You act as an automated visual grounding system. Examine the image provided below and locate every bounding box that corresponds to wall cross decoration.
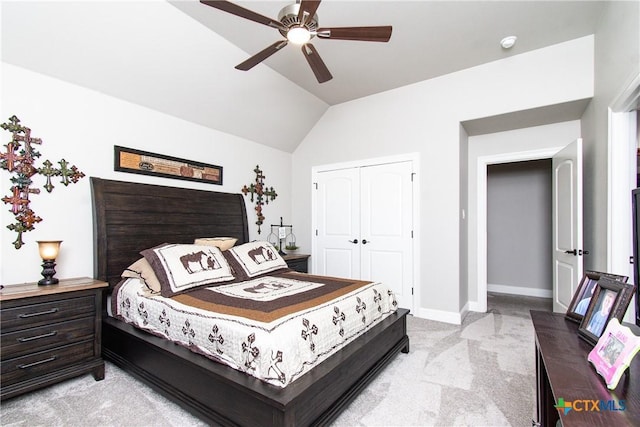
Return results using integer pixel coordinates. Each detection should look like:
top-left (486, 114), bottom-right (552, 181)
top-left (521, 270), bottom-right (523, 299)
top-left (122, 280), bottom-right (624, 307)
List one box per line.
top-left (0, 115), bottom-right (85, 249)
top-left (241, 165), bottom-right (277, 234)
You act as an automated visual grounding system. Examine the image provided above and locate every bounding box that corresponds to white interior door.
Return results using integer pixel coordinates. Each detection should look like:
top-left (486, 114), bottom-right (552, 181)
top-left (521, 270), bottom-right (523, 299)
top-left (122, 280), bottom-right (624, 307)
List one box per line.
top-left (314, 160), bottom-right (415, 311)
top-left (315, 168), bottom-right (361, 278)
top-left (360, 162), bottom-right (414, 309)
top-left (552, 138), bottom-right (583, 312)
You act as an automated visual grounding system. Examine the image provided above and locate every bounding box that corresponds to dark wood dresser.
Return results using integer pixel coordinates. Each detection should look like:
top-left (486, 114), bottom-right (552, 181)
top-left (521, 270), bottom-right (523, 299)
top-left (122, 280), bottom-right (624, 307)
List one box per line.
top-left (0, 277), bottom-right (108, 400)
top-left (531, 310), bottom-right (640, 426)
top-left (283, 253), bottom-right (310, 273)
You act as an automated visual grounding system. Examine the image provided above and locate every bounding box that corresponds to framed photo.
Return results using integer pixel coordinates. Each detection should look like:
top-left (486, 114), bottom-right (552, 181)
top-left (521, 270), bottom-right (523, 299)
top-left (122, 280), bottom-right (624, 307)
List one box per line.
top-left (565, 271), bottom-right (628, 324)
top-left (587, 318), bottom-right (640, 389)
top-left (114, 146), bottom-right (223, 185)
top-left (578, 277), bottom-right (627, 345)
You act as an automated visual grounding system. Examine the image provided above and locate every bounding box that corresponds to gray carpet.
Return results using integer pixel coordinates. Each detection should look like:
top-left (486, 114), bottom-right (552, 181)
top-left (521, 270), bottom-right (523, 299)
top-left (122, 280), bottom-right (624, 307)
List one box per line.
top-left (0, 293), bottom-right (551, 427)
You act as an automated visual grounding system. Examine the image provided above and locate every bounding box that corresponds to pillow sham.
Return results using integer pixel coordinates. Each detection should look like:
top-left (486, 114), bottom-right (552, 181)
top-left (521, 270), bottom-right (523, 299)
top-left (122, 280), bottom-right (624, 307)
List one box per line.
top-left (193, 237), bottom-right (237, 251)
top-left (141, 243), bottom-right (234, 297)
top-left (223, 241), bottom-right (288, 281)
top-left (122, 257), bottom-right (162, 294)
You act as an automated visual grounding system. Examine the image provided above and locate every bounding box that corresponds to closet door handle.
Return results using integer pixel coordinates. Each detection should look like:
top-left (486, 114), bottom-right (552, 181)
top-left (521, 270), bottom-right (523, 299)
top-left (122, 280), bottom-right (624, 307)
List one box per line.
top-left (349, 239), bottom-right (359, 244)
top-left (362, 239), bottom-right (369, 244)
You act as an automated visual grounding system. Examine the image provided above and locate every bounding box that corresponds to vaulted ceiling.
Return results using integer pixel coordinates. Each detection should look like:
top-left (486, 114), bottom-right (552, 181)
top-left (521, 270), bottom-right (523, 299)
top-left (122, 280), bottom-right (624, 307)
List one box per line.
top-left (2, 1), bottom-right (605, 152)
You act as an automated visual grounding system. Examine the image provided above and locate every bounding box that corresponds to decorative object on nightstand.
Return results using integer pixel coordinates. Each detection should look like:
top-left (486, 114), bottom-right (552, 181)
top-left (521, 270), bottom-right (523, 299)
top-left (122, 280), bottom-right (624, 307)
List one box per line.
top-left (267, 217), bottom-right (295, 255)
top-left (36, 240), bottom-right (62, 285)
top-left (0, 115), bottom-right (85, 249)
top-left (241, 165), bottom-right (277, 234)
top-left (0, 277), bottom-right (108, 401)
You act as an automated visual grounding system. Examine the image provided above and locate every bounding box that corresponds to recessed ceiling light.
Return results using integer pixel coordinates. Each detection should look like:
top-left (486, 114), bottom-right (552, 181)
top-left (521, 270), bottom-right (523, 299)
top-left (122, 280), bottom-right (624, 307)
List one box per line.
top-left (500, 36), bottom-right (517, 49)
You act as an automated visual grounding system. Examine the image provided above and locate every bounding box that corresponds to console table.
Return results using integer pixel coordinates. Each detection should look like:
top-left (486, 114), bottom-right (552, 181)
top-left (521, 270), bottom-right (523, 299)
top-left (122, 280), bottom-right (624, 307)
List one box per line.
top-left (531, 310), bottom-right (640, 426)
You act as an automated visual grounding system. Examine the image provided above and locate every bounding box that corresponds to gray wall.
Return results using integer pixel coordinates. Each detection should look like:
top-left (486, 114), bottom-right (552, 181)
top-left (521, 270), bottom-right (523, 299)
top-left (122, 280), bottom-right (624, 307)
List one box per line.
top-left (487, 160), bottom-right (552, 293)
top-left (581, 0), bottom-right (639, 272)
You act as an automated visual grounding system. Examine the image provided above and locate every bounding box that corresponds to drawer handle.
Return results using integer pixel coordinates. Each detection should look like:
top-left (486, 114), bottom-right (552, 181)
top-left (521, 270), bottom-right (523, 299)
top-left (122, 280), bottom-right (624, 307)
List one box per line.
top-left (17, 331), bottom-right (58, 342)
top-left (17, 356), bottom-right (57, 369)
top-left (18, 308), bottom-right (58, 318)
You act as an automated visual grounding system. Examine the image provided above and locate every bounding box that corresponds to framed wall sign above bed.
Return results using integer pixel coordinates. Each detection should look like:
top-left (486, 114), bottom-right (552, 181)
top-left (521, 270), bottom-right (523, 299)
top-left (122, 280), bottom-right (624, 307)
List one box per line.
top-left (114, 145), bottom-right (223, 185)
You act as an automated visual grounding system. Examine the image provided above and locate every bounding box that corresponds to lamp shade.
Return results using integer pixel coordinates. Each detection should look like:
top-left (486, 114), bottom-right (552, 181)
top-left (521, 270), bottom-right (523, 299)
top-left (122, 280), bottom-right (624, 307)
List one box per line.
top-left (37, 240), bottom-right (62, 260)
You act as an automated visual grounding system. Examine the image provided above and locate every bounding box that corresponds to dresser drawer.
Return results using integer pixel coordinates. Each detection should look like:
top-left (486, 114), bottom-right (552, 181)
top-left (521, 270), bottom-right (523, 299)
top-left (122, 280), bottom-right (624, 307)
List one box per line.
top-left (1, 340), bottom-right (95, 386)
top-left (1, 296), bottom-right (95, 331)
top-left (1, 317), bottom-right (95, 359)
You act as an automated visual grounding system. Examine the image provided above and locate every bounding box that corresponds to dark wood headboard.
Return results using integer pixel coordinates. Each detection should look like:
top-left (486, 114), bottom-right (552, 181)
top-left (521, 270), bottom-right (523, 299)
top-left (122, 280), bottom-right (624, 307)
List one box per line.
top-left (91, 177), bottom-right (249, 289)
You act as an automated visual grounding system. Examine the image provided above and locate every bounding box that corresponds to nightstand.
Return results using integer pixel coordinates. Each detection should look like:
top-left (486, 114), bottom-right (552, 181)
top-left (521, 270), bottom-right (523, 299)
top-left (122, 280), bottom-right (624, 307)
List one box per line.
top-left (0, 277), bottom-right (108, 400)
top-left (283, 254), bottom-right (310, 273)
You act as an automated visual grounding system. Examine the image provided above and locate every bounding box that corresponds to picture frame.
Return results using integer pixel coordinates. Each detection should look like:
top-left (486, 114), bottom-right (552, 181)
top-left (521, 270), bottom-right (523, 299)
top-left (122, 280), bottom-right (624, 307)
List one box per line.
top-left (114, 145), bottom-right (223, 185)
top-left (587, 318), bottom-right (640, 390)
top-left (578, 277), bottom-right (628, 345)
top-left (565, 271), bottom-right (629, 324)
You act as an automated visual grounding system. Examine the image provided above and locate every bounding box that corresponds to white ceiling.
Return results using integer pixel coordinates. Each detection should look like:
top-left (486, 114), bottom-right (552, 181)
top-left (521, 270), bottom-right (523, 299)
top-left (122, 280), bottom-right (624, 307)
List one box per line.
top-left (175, 1), bottom-right (604, 105)
top-left (2, 1), bottom-right (605, 152)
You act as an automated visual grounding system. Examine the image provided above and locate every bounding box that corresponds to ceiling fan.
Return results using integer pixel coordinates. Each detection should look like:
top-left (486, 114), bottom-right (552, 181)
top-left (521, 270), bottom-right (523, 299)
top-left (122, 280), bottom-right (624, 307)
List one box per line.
top-left (199, 0), bottom-right (392, 83)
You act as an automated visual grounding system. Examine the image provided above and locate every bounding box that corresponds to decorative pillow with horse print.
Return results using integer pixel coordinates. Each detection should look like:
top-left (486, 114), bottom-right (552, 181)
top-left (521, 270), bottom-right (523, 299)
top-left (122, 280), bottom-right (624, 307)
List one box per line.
top-left (223, 241), bottom-right (289, 281)
top-left (141, 243), bottom-right (234, 297)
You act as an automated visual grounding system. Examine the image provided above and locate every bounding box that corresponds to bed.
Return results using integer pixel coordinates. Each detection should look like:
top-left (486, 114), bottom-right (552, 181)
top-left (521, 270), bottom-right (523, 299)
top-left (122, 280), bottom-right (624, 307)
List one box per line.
top-left (91, 177), bottom-right (409, 426)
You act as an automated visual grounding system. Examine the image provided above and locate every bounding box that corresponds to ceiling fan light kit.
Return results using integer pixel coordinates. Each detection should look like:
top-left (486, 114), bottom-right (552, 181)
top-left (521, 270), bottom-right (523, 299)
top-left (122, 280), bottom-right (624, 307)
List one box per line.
top-left (200, 0), bottom-right (393, 83)
top-left (287, 26), bottom-right (311, 45)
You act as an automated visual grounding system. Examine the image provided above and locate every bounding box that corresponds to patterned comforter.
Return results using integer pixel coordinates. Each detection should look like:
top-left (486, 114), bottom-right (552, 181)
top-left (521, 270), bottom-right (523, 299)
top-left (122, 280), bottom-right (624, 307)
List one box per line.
top-left (111, 271), bottom-right (398, 387)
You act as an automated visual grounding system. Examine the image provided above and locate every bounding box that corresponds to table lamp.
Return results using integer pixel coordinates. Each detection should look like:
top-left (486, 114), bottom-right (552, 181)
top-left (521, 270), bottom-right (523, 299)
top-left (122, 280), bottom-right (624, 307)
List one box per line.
top-left (37, 240), bottom-right (62, 285)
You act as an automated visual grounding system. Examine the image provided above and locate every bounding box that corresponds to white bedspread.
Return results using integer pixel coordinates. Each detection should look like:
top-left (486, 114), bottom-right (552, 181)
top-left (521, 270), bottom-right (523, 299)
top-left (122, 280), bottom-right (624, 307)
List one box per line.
top-left (112, 275), bottom-right (398, 387)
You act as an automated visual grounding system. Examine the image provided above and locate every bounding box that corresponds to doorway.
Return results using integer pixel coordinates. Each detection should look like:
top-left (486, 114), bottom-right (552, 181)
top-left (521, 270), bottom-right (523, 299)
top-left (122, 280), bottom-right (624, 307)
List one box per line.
top-left (475, 146), bottom-right (565, 313)
top-left (486, 159), bottom-right (553, 299)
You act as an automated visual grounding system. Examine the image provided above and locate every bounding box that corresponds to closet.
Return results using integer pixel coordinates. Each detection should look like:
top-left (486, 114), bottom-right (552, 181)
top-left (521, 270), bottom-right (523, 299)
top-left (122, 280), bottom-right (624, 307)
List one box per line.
top-left (312, 160), bottom-right (414, 310)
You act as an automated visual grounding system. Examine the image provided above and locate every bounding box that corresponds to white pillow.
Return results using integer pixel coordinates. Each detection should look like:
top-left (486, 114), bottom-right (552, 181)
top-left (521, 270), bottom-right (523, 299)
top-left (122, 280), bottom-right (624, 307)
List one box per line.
top-left (141, 243), bottom-right (234, 297)
top-left (223, 241), bottom-right (288, 280)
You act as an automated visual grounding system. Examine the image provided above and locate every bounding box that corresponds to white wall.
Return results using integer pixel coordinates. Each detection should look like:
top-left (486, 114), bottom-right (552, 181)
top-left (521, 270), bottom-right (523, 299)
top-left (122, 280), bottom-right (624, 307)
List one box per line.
top-left (293, 37), bottom-right (593, 322)
top-left (0, 64), bottom-right (292, 286)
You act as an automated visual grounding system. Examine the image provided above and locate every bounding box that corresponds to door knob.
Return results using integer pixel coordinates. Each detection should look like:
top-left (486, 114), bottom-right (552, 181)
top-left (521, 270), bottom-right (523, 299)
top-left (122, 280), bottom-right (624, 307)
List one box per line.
top-left (349, 239), bottom-right (359, 244)
top-left (362, 239), bottom-right (369, 244)
top-left (579, 249), bottom-right (590, 256)
top-left (564, 249), bottom-right (577, 255)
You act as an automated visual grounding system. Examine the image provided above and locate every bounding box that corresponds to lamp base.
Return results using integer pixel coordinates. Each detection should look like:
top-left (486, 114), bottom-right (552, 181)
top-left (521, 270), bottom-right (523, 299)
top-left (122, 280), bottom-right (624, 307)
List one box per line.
top-left (38, 277), bottom-right (59, 286)
top-left (38, 259), bottom-right (59, 286)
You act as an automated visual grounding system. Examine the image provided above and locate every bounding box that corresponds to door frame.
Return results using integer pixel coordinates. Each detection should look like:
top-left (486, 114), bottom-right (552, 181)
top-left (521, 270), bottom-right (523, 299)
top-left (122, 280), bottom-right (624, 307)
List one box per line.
top-left (311, 153), bottom-right (420, 313)
top-left (474, 147), bottom-right (563, 312)
top-left (608, 72), bottom-right (639, 322)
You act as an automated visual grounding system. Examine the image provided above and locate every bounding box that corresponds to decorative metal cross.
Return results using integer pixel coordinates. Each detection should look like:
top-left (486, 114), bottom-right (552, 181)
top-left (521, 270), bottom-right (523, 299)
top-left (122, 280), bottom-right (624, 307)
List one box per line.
top-left (241, 165), bottom-right (277, 234)
top-left (1, 115), bottom-right (85, 249)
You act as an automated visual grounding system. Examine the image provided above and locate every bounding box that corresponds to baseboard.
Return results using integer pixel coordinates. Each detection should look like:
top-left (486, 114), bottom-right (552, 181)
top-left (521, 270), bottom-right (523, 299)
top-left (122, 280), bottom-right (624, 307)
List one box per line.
top-left (487, 283), bottom-right (552, 298)
top-left (416, 307), bottom-right (462, 325)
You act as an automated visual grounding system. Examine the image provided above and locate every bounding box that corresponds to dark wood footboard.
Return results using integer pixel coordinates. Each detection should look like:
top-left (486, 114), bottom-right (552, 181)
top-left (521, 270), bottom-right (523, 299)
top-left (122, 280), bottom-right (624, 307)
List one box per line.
top-left (103, 308), bottom-right (409, 427)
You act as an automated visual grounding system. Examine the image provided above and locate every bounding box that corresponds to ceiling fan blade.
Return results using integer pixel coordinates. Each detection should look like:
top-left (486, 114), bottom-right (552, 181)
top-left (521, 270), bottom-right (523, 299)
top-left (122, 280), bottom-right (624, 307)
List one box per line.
top-left (301, 43), bottom-right (332, 83)
top-left (200, 1), bottom-right (284, 30)
top-left (297, 0), bottom-right (321, 26)
top-left (235, 40), bottom-right (288, 71)
top-left (316, 26), bottom-right (393, 42)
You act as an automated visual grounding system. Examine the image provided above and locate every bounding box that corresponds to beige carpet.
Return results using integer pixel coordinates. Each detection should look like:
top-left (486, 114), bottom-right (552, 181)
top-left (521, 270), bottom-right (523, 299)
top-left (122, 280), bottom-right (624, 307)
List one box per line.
top-left (0, 293), bottom-right (551, 427)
